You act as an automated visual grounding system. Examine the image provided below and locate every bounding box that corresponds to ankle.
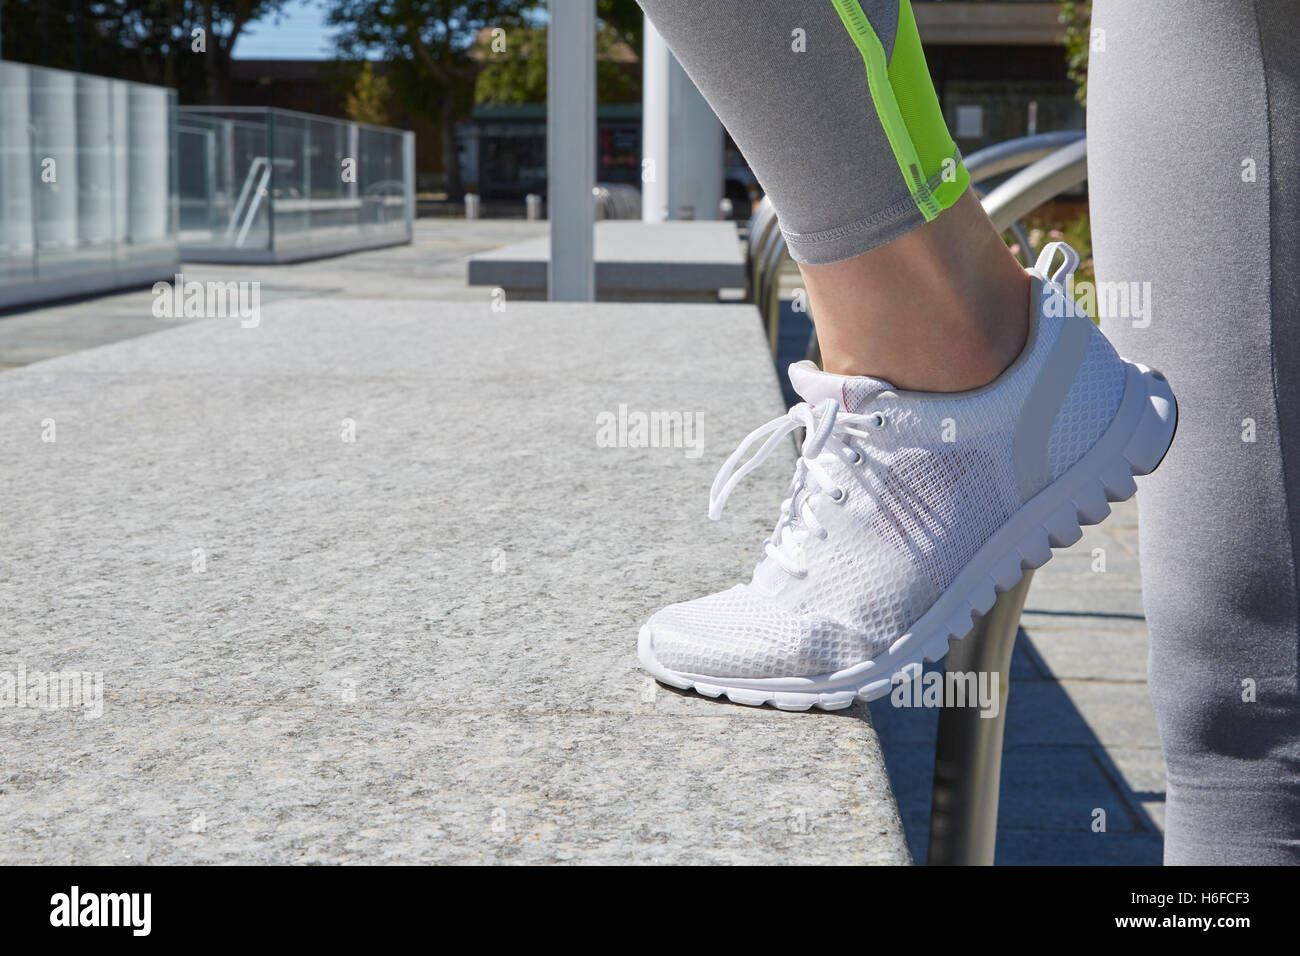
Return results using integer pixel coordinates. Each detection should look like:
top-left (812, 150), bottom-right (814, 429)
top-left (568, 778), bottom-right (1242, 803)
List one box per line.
top-left (814, 260), bottom-right (1029, 392)
top-left (801, 190), bottom-right (1031, 393)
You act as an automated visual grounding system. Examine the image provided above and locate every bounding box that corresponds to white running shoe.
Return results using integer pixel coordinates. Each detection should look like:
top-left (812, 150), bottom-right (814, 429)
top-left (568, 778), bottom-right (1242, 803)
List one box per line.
top-left (638, 242), bottom-right (1177, 711)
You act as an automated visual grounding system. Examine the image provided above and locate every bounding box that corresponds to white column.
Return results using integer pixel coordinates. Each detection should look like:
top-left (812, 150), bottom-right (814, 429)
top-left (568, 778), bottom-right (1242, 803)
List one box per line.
top-left (76, 75), bottom-right (113, 244)
top-left (108, 81), bottom-right (130, 259)
top-left (547, 0), bottom-right (595, 302)
top-left (349, 123), bottom-right (361, 201)
top-left (0, 62), bottom-right (35, 276)
top-left (402, 130), bottom-right (415, 239)
top-left (641, 16), bottom-right (724, 223)
top-left (31, 69), bottom-right (79, 248)
top-left (127, 84), bottom-right (169, 245)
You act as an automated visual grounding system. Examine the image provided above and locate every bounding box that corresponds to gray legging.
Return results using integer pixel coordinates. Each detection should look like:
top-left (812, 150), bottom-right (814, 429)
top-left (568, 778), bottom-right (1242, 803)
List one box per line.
top-left (636, 0), bottom-right (1300, 863)
top-left (1090, 0), bottom-right (1300, 864)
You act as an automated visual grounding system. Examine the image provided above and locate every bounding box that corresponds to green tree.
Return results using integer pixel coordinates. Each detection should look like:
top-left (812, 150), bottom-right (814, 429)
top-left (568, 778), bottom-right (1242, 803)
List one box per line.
top-left (1059, 0), bottom-right (1092, 106)
top-left (0, 0), bottom-right (287, 104)
top-left (199, 1), bottom-right (291, 104)
top-left (109, 0), bottom-right (208, 98)
top-left (592, 0), bottom-right (642, 54)
top-left (325, 0), bottom-right (531, 200)
top-left (473, 21), bottom-right (640, 105)
top-left (472, 23), bottom-right (546, 105)
top-left (0, 1), bottom-right (193, 87)
top-left (344, 61), bottom-right (393, 125)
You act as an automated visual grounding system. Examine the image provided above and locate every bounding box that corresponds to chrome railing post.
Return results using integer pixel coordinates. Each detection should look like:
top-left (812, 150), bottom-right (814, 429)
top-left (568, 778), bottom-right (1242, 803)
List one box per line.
top-left (926, 571), bottom-right (1034, 865)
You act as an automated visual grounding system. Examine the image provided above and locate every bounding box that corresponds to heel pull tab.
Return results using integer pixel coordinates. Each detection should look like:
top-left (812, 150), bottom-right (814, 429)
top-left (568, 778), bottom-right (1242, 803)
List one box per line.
top-left (1034, 241), bottom-right (1080, 292)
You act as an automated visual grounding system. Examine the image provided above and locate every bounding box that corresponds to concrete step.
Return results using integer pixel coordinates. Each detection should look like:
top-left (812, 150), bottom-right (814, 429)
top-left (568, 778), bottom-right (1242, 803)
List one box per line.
top-left (466, 221), bottom-right (746, 301)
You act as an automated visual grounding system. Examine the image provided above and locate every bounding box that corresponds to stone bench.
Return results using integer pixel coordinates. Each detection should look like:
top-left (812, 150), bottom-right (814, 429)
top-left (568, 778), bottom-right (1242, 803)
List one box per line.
top-left (0, 296), bottom-right (909, 864)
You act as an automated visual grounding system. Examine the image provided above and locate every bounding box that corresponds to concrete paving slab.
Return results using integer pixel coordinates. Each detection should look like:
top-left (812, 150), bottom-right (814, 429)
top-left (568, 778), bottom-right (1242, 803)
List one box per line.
top-left (1021, 625), bottom-right (1150, 683)
top-left (864, 737), bottom-right (1162, 864)
top-left (0, 297), bottom-right (909, 865)
top-left (998, 746), bottom-right (1150, 833)
top-left (0, 220), bottom-right (551, 371)
top-left (1008, 681), bottom-right (1161, 749)
top-left (1106, 746), bottom-right (1169, 832)
top-left (466, 221), bottom-right (746, 299)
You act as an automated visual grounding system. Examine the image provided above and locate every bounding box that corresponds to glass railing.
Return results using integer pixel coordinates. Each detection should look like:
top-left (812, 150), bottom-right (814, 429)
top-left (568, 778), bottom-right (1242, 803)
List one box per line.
top-left (0, 60), bottom-right (179, 308)
top-left (176, 107), bottom-right (414, 262)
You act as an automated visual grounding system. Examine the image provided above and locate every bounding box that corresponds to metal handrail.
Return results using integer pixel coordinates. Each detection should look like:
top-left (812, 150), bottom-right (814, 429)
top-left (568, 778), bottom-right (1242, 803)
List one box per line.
top-left (958, 133), bottom-right (1074, 264)
top-left (981, 136), bottom-right (1088, 232)
top-left (746, 199), bottom-right (780, 304)
top-left (226, 157), bottom-right (268, 240)
top-left (967, 131), bottom-right (1087, 266)
top-left (593, 183), bottom-right (642, 220)
top-left (962, 130), bottom-right (1084, 184)
top-left (756, 218), bottom-right (790, 354)
top-left (927, 573), bottom-right (1035, 865)
top-left (747, 198), bottom-right (778, 263)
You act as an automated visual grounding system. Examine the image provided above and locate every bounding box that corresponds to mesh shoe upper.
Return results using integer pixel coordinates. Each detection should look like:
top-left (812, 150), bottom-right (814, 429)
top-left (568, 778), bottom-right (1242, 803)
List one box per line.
top-left (647, 261), bottom-right (1128, 680)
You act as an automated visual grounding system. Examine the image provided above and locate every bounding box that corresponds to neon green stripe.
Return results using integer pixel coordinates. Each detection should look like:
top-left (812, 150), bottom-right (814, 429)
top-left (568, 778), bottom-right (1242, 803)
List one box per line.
top-left (930, 155), bottom-right (970, 211)
top-left (830, 0), bottom-right (966, 222)
top-left (888, 0), bottom-right (970, 210)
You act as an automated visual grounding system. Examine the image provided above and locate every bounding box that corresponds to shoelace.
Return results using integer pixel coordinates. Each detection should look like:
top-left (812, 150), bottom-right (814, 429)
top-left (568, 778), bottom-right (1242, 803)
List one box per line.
top-left (709, 398), bottom-right (884, 577)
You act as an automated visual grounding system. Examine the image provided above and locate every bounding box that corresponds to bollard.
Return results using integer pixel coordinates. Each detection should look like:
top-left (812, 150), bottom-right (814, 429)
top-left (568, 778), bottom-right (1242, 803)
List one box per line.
top-left (926, 570), bottom-right (1036, 866)
top-left (525, 193), bottom-right (542, 221)
top-left (464, 192), bottom-right (480, 220)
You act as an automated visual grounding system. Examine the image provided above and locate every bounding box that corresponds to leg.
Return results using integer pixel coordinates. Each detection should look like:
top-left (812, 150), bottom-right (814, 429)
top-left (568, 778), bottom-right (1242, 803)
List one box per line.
top-left (636, 0), bottom-right (1027, 391)
top-left (1090, 0), bottom-right (1300, 863)
top-left (634, 0), bottom-right (1175, 722)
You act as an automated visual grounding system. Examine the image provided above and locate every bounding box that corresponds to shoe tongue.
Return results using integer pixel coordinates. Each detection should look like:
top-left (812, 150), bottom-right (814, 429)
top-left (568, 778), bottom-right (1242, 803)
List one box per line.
top-left (787, 360), bottom-right (893, 413)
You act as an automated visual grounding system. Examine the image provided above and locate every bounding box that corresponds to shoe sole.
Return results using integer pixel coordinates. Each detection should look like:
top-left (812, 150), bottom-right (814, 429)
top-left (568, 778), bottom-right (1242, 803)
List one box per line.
top-left (638, 361), bottom-right (1178, 712)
